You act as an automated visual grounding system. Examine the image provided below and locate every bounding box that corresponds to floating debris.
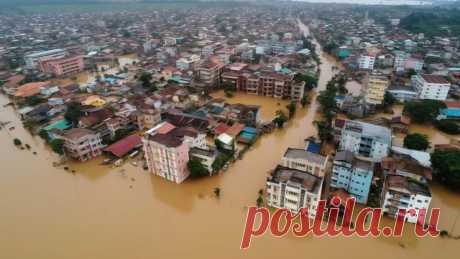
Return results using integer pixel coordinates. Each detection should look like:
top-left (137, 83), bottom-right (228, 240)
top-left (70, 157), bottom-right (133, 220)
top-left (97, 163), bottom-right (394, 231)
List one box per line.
top-left (131, 177), bottom-right (135, 182)
top-left (25, 144), bottom-right (31, 150)
top-left (63, 167), bottom-right (69, 171)
top-left (33, 152), bottom-right (37, 155)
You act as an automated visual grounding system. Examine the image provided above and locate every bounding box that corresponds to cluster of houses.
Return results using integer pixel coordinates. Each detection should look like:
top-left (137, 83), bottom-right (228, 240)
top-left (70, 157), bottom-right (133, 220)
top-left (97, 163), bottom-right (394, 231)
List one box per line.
top-left (310, 9), bottom-right (460, 118)
top-left (265, 119), bottom-right (433, 224)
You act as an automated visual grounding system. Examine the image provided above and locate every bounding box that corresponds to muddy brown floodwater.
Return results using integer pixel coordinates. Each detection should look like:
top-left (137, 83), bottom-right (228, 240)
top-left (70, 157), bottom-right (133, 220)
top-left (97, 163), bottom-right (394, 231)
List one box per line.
top-left (0, 21), bottom-right (459, 259)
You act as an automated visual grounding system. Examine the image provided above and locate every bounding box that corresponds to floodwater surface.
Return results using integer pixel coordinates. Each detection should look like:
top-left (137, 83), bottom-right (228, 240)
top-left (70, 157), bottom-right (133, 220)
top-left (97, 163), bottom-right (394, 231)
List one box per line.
top-left (0, 21), bottom-right (459, 259)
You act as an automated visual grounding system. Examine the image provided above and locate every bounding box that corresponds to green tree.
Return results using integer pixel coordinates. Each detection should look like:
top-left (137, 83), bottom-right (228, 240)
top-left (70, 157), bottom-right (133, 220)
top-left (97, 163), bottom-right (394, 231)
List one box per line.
top-left (65, 102), bottom-right (83, 126)
top-left (294, 73), bottom-right (318, 90)
top-left (213, 187), bottom-right (221, 198)
top-left (403, 100), bottom-right (445, 123)
top-left (139, 72), bottom-right (153, 88)
top-left (286, 101), bottom-right (297, 119)
top-left (273, 110), bottom-right (288, 128)
top-left (383, 91), bottom-right (397, 108)
top-left (13, 138), bottom-right (22, 146)
top-left (431, 150), bottom-right (460, 189)
top-left (187, 158), bottom-right (209, 178)
top-left (50, 139), bottom-right (64, 155)
top-left (301, 95), bottom-right (310, 108)
top-left (315, 120), bottom-right (333, 143)
top-left (403, 133), bottom-right (429, 150)
top-left (435, 120), bottom-right (460, 135)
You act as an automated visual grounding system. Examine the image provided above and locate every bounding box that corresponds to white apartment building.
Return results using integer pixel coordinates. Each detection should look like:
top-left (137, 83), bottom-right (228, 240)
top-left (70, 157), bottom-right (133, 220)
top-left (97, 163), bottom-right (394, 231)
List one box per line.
top-left (381, 175), bottom-right (431, 224)
top-left (412, 74), bottom-right (451, 100)
top-left (280, 148), bottom-right (328, 177)
top-left (358, 54), bottom-right (375, 70)
top-left (24, 49), bottom-right (67, 69)
top-left (337, 120), bottom-right (392, 161)
top-left (266, 165), bottom-right (323, 219)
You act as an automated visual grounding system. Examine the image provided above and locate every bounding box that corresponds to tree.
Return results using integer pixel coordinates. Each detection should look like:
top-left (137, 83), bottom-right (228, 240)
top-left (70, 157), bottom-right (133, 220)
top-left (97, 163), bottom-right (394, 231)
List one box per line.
top-left (139, 72), bottom-right (153, 88)
top-left (403, 133), bottom-right (429, 151)
top-left (403, 100), bottom-right (445, 123)
top-left (212, 153), bottom-right (230, 173)
top-left (65, 102), bottom-right (83, 126)
top-left (50, 139), bottom-right (64, 155)
top-left (383, 91), bottom-right (396, 108)
top-left (435, 119), bottom-right (460, 135)
top-left (294, 73), bottom-right (318, 90)
top-left (315, 120), bottom-right (333, 143)
top-left (301, 95), bottom-right (310, 108)
top-left (431, 150), bottom-right (460, 189)
top-left (39, 129), bottom-right (50, 142)
top-left (273, 110), bottom-right (288, 128)
top-left (187, 158), bottom-right (209, 178)
top-left (213, 187), bottom-right (221, 198)
top-left (13, 138), bottom-right (22, 146)
top-left (286, 101), bottom-right (297, 119)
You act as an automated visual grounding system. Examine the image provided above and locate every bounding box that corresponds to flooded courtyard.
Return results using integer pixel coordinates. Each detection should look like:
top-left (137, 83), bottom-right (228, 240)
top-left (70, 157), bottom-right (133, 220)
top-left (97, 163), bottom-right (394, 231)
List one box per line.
top-left (0, 22), bottom-right (459, 259)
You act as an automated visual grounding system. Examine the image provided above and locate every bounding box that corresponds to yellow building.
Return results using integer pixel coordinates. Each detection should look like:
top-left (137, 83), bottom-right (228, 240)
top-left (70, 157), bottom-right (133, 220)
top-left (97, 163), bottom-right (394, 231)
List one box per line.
top-left (82, 95), bottom-right (106, 107)
top-left (365, 74), bottom-right (389, 105)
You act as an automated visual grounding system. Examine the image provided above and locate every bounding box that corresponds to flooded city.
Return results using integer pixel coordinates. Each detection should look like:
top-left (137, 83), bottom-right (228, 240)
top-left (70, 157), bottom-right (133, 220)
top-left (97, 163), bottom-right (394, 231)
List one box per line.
top-left (0, 14), bottom-right (459, 259)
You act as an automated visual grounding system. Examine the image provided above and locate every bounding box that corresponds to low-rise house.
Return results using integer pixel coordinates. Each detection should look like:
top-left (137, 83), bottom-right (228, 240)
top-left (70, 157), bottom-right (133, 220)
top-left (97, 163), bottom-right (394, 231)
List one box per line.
top-left (266, 165), bottom-right (323, 218)
top-left (104, 134), bottom-right (142, 158)
top-left (331, 151), bottom-right (374, 204)
top-left (189, 147), bottom-right (218, 174)
top-left (58, 128), bottom-right (104, 161)
top-left (280, 148), bottom-right (328, 177)
top-left (387, 85), bottom-right (417, 102)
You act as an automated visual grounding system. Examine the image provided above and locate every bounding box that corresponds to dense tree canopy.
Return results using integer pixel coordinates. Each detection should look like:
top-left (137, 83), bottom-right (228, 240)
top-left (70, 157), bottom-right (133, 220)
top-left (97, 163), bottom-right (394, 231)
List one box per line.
top-left (431, 150), bottom-right (460, 189)
top-left (403, 133), bottom-right (429, 151)
top-left (403, 100), bottom-right (445, 123)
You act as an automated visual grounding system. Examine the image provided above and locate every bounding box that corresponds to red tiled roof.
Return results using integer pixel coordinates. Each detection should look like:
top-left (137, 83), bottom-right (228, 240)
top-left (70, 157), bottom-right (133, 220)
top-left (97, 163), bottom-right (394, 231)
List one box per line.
top-left (104, 134), bottom-right (142, 158)
top-left (214, 123), bottom-right (229, 135)
top-left (421, 74), bottom-right (450, 84)
top-left (226, 122), bottom-right (245, 136)
top-left (444, 101), bottom-right (460, 109)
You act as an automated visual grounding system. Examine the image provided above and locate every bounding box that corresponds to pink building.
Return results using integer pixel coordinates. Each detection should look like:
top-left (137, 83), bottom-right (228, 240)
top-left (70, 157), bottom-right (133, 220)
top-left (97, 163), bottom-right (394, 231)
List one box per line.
top-left (39, 55), bottom-right (84, 76)
top-left (142, 122), bottom-right (206, 184)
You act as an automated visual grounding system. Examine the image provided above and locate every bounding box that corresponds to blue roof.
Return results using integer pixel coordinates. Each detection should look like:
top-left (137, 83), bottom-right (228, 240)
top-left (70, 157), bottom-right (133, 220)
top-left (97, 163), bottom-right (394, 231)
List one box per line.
top-left (243, 127), bottom-right (257, 134)
top-left (44, 119), bottom-right (71, 131)
top-left (306, 142), bottom-right (321, 154)
top-left (441, 108), bottom-right (460, 118)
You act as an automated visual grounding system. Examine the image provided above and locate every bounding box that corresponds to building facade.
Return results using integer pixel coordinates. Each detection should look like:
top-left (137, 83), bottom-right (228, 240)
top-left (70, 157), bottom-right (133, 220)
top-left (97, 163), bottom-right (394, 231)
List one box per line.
top-left (143, 122), bottom-right (206, 184)
top-left (280, 148), bottom-right (328, 177)
top-left (266, 165), bottom-right (323, 219)
top-left (331, 151), bottom-right (374, 204)
top-left (364, 74), bottom-right (389, 105)
top-left (58, 128), bottom-right (104, 161)
top-left (337, 120), bottom-right (392, 161)
top-left (381, 175), bottom-right (431, 224)
top-left (24, 49), bottom-right (67, 69)
top-left (412, 74), bottom-right (451, 100)
top-left (39, 55), bottom-right (85, 77)
top-left (358, 54), bottom-right (375, 70)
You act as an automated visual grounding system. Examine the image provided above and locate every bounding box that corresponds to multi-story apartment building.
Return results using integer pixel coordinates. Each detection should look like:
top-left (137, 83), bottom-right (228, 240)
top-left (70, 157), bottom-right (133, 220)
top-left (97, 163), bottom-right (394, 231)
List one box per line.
top-left (381, 174), bottom-right (431, 224)
top-left (364, 74), bottom-right (390, 105)
top-left (24, 49), bottom-right (67, 69)
top-left (358, 54), bottom-right (375, 70)
top-left (142, 122), bottom-right (206, 184)
top-left (266, 165), bottom-right (323, 218)
top-left (58, 128), bottom-right (104, 161)
top-left (221, 70), bottom-right (305, 101)
top-left (394, 51), bottom-right (424, 72)
top-left (336, 120), bottom-right (392, 161)
top-left (412, 74), bottom-right (451, 100)
top-left (39, 55), bottom-right (85, 77)
top-left (198, 58), bottom-right (224, 88)
top-left (280, 148), bottom-right (328, 177)
top-left (331, 151), bottom-right (374, 204)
